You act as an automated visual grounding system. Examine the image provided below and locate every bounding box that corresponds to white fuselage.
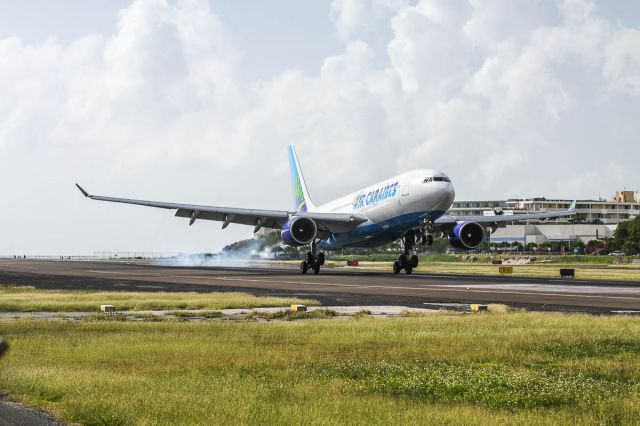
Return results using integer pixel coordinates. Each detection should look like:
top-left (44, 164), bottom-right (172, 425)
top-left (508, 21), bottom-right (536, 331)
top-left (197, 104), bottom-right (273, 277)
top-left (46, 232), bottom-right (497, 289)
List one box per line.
top-left (317, 169), bottom-right (455, 249)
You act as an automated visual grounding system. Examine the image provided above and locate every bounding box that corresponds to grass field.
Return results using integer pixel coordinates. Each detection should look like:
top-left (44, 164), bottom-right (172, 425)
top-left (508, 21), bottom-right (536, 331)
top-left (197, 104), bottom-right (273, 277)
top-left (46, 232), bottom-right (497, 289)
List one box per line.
top-left (0, 285), bottom-right (319, 312)
top-left (327, 253), bottom-right (640, 264)
top-left (407, 261), bottom-right (640, 281)
top-left (1, 311), bottom-right (640, 424)
top-left (284, 257), bottom-right (640, 281)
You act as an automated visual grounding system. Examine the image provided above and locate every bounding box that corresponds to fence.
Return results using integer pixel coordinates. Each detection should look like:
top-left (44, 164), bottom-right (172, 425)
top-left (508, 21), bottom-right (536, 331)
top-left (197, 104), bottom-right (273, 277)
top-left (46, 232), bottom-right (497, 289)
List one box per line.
top-left (0, 252), bottom-right (182, 261)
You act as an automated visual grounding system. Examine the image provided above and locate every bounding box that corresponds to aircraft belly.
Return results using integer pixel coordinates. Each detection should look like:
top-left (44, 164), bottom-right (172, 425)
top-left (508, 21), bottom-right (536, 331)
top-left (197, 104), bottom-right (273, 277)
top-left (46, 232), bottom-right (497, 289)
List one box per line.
top-left (319, 210), bottom-right (446, 250)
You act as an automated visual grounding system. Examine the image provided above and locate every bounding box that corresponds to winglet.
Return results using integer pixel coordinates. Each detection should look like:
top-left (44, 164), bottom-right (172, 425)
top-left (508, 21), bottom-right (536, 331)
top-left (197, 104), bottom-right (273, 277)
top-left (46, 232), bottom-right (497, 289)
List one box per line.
top-left (75, 183), bottom-right (90, 198)
top-left (569, 200), bottom-right (576, 212)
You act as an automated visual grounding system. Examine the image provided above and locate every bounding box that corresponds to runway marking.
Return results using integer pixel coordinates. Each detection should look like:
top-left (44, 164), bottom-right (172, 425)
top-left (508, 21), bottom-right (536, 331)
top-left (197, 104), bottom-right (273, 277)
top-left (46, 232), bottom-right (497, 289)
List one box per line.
top-left (82, 267), bottom-right (638, 287)
top-left (89, 270), bottom-right (158, 277)
top-left (87, 269), bottom-right (640, 301)
top-left (433, 283), bottom-right (640, 295)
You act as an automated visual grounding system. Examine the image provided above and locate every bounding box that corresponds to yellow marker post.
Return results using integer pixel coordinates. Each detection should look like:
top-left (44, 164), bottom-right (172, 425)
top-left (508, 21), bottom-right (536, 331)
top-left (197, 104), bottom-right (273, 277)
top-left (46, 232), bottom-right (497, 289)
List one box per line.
top-left (470, 304), bottom-right (488, 312)
top-left (499, 266), bottom-right (513, 274)
top-left (100, 304), bottom-right (116, 313)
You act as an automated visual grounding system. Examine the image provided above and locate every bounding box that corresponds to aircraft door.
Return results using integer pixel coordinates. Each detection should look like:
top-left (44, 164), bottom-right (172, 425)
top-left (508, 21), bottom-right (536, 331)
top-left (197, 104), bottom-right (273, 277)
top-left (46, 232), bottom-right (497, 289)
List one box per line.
top-left (398, 182), bottom-right (411, 212)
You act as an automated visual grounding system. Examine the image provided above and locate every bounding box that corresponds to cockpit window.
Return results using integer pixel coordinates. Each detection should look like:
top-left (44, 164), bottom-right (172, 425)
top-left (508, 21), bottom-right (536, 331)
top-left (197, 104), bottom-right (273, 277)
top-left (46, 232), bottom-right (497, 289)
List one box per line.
top-left (424, 176), bottom-right (450, 183)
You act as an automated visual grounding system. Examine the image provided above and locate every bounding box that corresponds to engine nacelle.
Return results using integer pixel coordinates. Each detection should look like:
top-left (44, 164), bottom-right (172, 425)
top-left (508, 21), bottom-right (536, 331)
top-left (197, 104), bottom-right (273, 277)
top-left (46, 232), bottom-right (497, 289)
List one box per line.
top-left (281, 216), bottom-right (318, 246)
top-left (449, 221), bottom-right (485, 250)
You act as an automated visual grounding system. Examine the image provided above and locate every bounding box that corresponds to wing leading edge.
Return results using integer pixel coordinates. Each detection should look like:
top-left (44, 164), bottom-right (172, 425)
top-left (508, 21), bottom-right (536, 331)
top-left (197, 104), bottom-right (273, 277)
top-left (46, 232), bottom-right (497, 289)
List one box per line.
top-left (75, 184), bottom-right (367, 234)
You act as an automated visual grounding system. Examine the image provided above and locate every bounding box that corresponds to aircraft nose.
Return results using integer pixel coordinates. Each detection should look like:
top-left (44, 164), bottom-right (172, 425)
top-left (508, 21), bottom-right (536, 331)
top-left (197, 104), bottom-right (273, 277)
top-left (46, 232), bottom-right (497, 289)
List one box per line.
top-left (445, 182), bottom-right (455, 206)
top-left (436, 182), bottom-right (455, 211)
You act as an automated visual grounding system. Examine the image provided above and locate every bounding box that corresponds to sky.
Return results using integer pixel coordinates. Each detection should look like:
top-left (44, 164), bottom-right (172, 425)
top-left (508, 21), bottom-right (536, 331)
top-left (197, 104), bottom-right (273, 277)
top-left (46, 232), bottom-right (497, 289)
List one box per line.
top-left (0, 0), bottom-right (639, 255)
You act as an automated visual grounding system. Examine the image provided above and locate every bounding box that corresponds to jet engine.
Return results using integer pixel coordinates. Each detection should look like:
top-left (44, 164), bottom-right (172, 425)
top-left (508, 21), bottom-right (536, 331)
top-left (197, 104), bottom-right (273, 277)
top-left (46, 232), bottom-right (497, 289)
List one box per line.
top-left (449, 221), bottom-right (484, 250)
top-left (281, 216), bottom-right (318, 246)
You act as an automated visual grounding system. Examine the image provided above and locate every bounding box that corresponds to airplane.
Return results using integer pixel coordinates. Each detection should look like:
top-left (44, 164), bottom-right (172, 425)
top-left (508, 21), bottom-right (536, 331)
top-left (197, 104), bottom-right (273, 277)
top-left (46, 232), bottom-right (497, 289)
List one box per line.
top-left (76, 145), bottom-right (576, 274)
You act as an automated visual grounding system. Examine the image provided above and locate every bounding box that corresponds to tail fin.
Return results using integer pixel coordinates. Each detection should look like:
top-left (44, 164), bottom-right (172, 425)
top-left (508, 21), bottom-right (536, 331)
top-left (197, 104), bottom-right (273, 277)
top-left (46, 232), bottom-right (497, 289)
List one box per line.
top-left (288, 145), bottom-right (316, 212)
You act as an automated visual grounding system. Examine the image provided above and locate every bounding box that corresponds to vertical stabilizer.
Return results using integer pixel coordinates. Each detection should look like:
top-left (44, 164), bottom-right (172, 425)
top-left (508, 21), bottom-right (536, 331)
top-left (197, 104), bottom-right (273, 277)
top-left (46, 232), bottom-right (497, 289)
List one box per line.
top-left (288, 145), bottom-right (316, 213)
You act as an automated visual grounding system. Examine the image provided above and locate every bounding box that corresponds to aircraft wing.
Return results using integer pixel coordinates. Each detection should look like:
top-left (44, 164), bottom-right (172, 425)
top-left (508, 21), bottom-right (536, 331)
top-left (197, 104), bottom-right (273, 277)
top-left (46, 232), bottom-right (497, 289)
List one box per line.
top-left (75, 184), bottom-right (367, 234)
top-left (434, 201), bottom-right (576, 226)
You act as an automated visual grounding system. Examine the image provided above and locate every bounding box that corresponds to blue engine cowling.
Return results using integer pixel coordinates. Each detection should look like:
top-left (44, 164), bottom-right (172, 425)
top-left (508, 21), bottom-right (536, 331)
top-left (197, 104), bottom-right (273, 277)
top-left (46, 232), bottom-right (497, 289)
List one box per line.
top-left (449, 221), bottom-right (485, 250)
top-left (281, 216), bottom-right (318, 247)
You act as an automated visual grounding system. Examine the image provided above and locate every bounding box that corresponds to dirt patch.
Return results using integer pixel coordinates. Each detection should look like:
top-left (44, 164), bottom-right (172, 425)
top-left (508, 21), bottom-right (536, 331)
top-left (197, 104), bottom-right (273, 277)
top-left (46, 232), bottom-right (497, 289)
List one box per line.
top-left (502, 257), bottom-right (534, 265)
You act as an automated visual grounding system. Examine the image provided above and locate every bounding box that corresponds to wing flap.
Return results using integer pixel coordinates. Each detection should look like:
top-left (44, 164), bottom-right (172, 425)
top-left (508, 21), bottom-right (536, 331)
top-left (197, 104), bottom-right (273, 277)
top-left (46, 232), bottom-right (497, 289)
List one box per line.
top-left (175, 208), bottom-right (286, 229)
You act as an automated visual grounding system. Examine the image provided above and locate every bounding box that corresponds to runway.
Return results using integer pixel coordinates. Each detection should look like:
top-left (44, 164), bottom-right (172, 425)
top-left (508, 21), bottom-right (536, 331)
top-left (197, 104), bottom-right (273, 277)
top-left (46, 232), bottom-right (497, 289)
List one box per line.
top-left (1, 260), bottom-right (639, 312)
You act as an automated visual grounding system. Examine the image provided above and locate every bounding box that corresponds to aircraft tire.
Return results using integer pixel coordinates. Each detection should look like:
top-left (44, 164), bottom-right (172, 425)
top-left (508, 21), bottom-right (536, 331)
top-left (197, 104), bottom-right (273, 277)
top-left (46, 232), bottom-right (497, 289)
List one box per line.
top-left (399, 254), bottom-right (408, 268)
top-left (393, 261), bottom-right (401, 274)
top-left (317, 252), bottom-right (325, 266)
top-left (312, 262), bottom-right (320, 274)
top-left (405, 264), bottom-right (413, 274)
top-left (305, 252), bottom-right (315, 264)
top-left (300, 261), bottom-right (309, 274)
top-left (410, 255), bottom-right (419, 268)
top-left (426, 234), bottom-right (433, 246)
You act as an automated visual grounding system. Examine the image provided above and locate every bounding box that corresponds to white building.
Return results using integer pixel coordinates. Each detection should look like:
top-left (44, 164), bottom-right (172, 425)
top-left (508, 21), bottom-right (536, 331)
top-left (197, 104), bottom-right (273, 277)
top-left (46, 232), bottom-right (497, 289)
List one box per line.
top-left (489, 224), bottom-right (616, 245)
top-left (448, 190), bottom-right (639, 245)
top-left (450, 191), bottom-right (640, 225)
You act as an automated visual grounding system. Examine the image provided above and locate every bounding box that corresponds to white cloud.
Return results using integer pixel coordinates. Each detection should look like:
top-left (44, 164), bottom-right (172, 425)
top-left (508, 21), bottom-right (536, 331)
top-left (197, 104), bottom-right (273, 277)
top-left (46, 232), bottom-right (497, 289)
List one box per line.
top-left (603, 28), bottom-right (640, 95)
top-left (330, 0), bottom-right (409, 41)
top-left (0, 0), bottom-right (639, 253)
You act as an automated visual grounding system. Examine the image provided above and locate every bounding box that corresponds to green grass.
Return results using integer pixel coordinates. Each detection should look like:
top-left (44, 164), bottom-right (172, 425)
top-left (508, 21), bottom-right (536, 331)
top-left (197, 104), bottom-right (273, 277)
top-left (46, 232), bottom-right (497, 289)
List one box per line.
top-left (1, 312), bottom-right (640, 425)
top-left (319, 361), bottom-right (631, 409)
top-left (317, 253), bottom-right (640, 264)
top-left (320, 260), bottom-right (640, 280)
top-left (0, 285), bottom-right (319, 312)
top-left (415, 262), bottom-right (640, 280)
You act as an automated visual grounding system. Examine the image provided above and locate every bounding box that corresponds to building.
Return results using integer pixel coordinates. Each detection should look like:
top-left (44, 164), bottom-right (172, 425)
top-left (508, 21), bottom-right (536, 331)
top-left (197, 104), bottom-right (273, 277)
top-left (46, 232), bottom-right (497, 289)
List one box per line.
top-left (447, 190), bottom-right (639, 246)
top-left (489, 224), bottom-right (615, 245)
top-left (449, 190), bottom-right (640, 225)
top-left (613, 190), bottom-right (636, 203)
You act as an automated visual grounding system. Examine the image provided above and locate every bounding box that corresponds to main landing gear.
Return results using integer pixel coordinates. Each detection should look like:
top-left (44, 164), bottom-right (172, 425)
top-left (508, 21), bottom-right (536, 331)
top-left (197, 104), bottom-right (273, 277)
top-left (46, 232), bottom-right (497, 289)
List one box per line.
top-left (393, 231), bottom-right (418, 274)
top-left (393, 228), bottom-right (433, 275)
top-left (300, 241), bottom-right (325, 274)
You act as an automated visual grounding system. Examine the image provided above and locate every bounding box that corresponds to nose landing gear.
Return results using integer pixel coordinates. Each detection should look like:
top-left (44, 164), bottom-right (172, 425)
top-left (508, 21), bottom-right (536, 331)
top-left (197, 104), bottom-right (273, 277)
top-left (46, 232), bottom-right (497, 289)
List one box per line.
top-left (419, 219), bottom-right (434, 247)
top-left (300, 241), bottom-right (325, 274)
top-left (420, 233), bottom-right (433, 246)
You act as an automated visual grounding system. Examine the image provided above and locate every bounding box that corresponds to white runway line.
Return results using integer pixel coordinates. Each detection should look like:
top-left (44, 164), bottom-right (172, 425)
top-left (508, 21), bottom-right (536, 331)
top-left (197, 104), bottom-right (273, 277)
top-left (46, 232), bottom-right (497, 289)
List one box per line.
top-left (433, 283), bottom-right (640, 295)
top-left (87, 268), bottom-right (640, 300)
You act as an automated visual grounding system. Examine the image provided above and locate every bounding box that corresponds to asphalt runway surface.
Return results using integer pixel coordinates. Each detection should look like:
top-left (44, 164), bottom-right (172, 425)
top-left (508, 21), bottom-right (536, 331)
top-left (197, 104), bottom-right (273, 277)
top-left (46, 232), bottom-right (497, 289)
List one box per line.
top-left (1, 260), bottom-right (640, 312)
